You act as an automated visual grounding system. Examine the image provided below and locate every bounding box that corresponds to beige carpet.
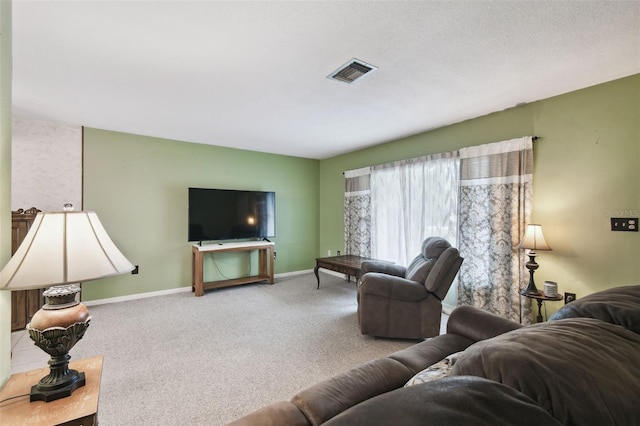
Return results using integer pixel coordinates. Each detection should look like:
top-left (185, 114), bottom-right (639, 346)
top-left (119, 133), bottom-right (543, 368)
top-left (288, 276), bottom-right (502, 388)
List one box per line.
top-left (71, 272), bottom-right (422, 425)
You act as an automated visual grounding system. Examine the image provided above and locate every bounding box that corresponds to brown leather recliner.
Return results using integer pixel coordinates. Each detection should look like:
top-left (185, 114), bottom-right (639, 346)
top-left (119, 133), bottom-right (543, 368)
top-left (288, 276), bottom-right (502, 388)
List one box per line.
top-left (357, 237), bottom-right (463, 339)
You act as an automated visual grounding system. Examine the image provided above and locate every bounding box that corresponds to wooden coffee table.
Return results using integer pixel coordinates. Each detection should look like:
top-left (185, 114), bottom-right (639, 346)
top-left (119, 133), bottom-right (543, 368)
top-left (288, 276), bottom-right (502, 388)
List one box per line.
top-left (314, 254), bottom-right (377, 289)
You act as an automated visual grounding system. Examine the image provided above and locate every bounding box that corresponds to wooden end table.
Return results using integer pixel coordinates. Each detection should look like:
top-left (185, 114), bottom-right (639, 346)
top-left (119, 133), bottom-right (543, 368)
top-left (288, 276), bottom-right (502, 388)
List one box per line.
top-left (314, 255), bottom-right (377, 289)
top-left (0, 355), bottom-right (103, 426)
top-left (523, 293), bottom-right (563, 322)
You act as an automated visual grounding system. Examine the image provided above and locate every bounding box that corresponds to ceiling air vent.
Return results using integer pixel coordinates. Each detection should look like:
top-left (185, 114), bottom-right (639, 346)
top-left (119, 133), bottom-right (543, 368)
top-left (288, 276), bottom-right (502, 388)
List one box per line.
top-left (328, 59), bottom-right (377, 84)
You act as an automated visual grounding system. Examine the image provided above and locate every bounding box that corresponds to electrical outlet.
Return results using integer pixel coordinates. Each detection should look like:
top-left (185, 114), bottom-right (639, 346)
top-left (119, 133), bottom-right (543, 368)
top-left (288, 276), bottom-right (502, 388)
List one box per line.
top-left (337, 250), bottom-right (341, 256)
top-left (610, 218), bottom-right (638, 231)
top-left (564, 292), bottom-right (576, 304)
top-left (328, 250), bottom-right (331, 256)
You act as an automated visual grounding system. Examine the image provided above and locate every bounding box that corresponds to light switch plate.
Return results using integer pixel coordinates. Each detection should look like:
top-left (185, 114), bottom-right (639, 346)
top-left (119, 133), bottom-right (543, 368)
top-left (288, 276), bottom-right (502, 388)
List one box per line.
top-left (610, 218), bottom-right (638, 232)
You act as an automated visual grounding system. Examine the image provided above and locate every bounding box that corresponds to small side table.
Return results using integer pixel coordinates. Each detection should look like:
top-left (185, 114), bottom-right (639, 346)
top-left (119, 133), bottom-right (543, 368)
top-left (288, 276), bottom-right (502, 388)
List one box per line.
top-left (523, 293), bottom-right (563, 322)
top-left (0, 355), bottom-right (103, 426)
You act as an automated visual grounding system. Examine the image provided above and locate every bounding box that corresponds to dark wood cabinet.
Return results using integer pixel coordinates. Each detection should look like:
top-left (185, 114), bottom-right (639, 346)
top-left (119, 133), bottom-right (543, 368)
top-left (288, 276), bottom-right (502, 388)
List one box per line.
top-left (10, 207), bottom-right (44, 331)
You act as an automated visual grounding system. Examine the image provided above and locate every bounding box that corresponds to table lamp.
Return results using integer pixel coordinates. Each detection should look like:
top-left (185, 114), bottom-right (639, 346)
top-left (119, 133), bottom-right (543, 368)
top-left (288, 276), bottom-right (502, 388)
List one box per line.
top-left (518, 224), bottom-right (551, 296)
top-left (0, 204), bottom-right (134, 402)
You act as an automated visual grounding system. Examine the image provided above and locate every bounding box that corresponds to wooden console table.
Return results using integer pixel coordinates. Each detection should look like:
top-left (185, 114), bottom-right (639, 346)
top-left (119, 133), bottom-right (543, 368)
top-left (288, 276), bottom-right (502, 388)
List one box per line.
top-left (192, 241), bottom-right (275, 296)
top-left (0, 356), bottom-right (103, 426)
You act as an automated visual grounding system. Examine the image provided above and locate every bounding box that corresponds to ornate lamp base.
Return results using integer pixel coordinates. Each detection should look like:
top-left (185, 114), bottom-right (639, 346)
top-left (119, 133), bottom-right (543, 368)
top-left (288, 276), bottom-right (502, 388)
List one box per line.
top-left (30, 367), bottom-right (86, 402)
top-left (26, 284), bottom-right (92, 403)
top-left (520, 252), bottom-right (542, 296)
top-left (27, 329), bottom-right (89, 402)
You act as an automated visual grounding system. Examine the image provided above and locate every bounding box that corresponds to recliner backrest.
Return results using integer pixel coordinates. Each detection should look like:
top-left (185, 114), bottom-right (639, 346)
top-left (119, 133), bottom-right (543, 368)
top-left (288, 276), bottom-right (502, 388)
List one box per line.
top-left (404, 237), bottom-right (463, 300)
top-left (425, 247), bottom-right (463, 300)
top-left (405, 237), bottom-right (451, 283)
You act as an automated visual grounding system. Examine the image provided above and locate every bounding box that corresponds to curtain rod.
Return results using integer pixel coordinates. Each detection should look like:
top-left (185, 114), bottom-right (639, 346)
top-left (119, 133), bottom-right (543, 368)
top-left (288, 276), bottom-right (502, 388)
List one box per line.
top-left (343, 136), bottom-right (540, 175)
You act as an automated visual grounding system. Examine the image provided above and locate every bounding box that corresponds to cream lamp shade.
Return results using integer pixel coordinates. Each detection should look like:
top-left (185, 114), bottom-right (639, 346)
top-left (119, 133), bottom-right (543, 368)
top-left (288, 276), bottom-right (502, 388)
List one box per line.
top-left (519, 224), bottom-right (551, 251)
top-left (0, 210), bottom-right (134, 290)
top-left (518, 223), bottom-right (551, 297)
top-left (0, 207), bottom-right (133, 402)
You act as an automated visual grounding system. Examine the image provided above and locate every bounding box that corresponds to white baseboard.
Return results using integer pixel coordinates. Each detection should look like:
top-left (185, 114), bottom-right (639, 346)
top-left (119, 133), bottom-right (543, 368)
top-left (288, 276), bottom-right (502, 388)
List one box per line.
top-left (278, 268), bottom-right (354, 281)
top-left (273, 269), bottom-right (313, 278)
top-left (83, 269), bottom-right (319, 306)
top-left (319, 269), bottom-right (354, 280)
top-left (83, 286), bottom-right (192, 306)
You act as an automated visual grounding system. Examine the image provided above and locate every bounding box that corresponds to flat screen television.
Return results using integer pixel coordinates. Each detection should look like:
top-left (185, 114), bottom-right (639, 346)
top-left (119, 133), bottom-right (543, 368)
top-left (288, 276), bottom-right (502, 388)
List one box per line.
top-left (188, 188), bottom-right (276, 242)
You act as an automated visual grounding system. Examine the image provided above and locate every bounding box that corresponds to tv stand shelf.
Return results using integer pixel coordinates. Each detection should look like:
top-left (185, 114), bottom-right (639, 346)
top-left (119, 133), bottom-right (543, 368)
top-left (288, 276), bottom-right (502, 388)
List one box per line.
top-left (191, 241), bottom-right (275, 296)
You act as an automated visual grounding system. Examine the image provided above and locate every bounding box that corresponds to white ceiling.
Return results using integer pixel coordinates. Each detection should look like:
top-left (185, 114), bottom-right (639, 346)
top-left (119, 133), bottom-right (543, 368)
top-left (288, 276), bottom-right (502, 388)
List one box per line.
top-left (11, 1), bottom-right (640, 160)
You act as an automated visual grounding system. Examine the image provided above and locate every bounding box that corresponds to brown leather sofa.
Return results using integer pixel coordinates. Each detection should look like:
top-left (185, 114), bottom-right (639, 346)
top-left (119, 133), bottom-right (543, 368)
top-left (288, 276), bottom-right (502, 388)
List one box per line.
top-left (229, 304), bottom-right (522, 425)
top-left (229, 285), bottom-right (640, 425)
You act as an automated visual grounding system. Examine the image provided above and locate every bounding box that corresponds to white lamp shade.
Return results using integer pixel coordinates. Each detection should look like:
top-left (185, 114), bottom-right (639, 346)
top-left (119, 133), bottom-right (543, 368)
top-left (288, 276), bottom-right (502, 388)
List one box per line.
top-left (519, 224), bottom-right (551, 251)
top-left (1, 211), bottom-right (134, 290)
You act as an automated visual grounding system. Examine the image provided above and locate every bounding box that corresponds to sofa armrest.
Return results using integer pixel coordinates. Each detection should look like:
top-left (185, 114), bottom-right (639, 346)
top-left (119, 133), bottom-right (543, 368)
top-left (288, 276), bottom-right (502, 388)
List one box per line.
top-left (447, 305), bottom-right (523, 342)
top-left (358, 272), bottom-right (428, 301)
top-left (291, 358), bottom-right (413, 426)
top-left (549, 285), bottom-right (640, 334)
top-left (389, 308), bottom-right (522, 375)
top-left (389, 333), bottom-right (475, 374)
top-left (227, 401), bottom-right (310, 426)
top-left (361, 260), bottom-right (406, 277)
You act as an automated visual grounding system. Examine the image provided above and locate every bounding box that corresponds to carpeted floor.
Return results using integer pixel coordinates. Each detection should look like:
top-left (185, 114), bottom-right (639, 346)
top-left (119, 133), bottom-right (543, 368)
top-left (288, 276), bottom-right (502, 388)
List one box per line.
top-left (70, 272), bottom-right (421, 425)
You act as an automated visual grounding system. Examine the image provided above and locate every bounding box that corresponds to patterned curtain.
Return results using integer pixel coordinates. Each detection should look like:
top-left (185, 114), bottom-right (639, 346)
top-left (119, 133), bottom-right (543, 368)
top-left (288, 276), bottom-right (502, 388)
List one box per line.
top-left (344, 167), bottom-right (372, 256)
top-left (457, 137), bottom-right (534, 324)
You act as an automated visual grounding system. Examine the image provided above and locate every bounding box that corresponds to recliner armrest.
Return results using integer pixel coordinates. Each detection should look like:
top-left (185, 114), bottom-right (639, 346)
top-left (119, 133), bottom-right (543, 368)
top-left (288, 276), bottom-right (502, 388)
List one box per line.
top-left (358, 273), bottom-right (428, 301)
top-left (360, 260), bottom-right (406, 277)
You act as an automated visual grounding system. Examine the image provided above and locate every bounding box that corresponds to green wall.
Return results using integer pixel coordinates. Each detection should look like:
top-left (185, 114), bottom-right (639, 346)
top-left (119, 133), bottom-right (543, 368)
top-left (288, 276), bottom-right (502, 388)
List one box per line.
top-left (82, 129), bottom-right (319, 301)
top-left (319, 74), bottom-right (639, 317)
top-left (76, 74), bottom-right (640, 319)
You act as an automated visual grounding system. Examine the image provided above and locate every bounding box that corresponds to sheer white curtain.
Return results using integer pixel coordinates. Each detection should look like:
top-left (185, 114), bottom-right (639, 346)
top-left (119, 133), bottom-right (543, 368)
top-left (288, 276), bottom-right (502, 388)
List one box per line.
top-left (370, 152), bottom-right (460, 266)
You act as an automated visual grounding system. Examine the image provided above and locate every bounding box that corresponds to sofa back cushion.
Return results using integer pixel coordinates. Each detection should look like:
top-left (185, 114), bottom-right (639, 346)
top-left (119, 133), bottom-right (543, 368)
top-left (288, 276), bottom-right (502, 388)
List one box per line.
top-left (451, 318), bottom-right (640, 426)
top-left (549, 285), bottom-right (640, 334)
top-left (325, 376), bottom-right (562, 426)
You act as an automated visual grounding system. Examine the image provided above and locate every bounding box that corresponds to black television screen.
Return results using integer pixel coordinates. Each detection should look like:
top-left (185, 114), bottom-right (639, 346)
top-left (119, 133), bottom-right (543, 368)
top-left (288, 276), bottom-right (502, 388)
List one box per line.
top-left (188, 188), bottom-right (276, 242)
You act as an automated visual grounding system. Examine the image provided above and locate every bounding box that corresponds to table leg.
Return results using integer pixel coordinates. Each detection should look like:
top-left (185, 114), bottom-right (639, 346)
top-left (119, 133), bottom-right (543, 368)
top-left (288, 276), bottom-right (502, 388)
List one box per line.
top-left (258, 249), bottom-right (266, 277)
top-left (194, 250), bottom-right (204, 297)
top-left (536, 299), bottom-right (544, 323)
top-left (191, 250), bottom-right (195, 293)
top-left (268, 246), bottom-right (275, 284)
top-left (314, 264), bottom-right (321, 289)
